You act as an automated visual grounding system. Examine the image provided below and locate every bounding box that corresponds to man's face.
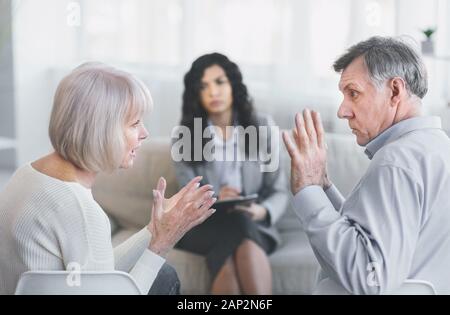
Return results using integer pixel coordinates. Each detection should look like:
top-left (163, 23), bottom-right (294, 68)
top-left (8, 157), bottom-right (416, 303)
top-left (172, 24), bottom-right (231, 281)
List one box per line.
top-left (337, 56), bottom-right (394, 146)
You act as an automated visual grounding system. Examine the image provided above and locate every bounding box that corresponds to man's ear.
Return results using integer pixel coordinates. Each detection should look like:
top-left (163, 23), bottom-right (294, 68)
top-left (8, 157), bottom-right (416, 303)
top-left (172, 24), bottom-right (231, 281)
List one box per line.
top-left (389, 77), bottom-right (406, 107)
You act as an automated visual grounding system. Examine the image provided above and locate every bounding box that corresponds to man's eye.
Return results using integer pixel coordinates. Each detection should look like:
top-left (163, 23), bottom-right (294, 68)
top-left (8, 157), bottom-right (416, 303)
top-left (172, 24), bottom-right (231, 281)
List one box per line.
top-left (133, 120), bottom-right (140, 127)
top-left (350, 90), bottom-right (359, 98)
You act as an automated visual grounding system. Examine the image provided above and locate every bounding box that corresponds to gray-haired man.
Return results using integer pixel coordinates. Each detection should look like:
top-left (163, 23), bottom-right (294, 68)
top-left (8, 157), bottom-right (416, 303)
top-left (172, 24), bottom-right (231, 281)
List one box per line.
top-left (283, 36), bottom-right (450, 294)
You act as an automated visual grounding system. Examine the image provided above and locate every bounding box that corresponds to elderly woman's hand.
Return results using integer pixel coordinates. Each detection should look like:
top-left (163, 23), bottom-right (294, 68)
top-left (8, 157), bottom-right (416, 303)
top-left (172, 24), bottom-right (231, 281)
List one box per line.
top-left (147, 176), bottom-right (216, 257)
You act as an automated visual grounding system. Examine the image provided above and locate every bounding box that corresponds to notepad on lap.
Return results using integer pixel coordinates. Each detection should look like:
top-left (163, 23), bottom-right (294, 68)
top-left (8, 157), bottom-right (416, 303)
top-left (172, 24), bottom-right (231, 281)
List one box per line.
top-left (213, 194), bottom-right (258, 211)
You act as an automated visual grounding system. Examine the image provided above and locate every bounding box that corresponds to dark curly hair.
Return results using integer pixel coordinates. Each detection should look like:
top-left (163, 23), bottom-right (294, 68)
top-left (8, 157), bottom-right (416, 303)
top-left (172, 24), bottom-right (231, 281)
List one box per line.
top-left (179, 53), bottom-right (259, 163)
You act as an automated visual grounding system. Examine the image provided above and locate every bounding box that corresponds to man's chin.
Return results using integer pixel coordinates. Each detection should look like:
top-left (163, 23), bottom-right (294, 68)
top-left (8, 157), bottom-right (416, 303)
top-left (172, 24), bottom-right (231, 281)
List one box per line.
top-left (355, 135), bottom-right (370, 147)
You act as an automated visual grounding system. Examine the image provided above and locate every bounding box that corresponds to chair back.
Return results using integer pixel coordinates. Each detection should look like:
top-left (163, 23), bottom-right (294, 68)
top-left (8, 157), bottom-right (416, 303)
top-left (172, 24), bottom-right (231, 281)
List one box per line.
top-left (391, 279), bottom-right (437, 295)
top-left (314, 277), bottom-right (437, 295)
top-left (15, 271), bottom-right (142, 295)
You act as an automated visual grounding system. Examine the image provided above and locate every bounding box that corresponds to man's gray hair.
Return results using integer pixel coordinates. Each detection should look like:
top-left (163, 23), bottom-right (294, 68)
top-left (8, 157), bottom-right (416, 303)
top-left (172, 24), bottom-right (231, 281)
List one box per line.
top-left (333, 36), bottom-right (428, 99)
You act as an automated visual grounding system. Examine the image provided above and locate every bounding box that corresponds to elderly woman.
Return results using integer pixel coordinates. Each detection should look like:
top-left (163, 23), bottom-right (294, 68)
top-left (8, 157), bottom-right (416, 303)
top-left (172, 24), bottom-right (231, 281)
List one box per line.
top-left (0, 63), bottom-right (216, 295)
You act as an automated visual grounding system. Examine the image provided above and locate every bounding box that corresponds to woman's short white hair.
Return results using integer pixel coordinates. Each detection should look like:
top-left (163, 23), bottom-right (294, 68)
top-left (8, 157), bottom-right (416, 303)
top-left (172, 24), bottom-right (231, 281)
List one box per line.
top-left (49, 62), bottom-right (153, 172)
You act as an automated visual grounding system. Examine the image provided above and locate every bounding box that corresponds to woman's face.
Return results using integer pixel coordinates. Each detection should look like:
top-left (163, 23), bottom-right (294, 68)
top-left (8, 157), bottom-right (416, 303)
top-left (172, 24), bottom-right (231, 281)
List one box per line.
top-left (120, 115), bottom-right (149, 169)
top-left (199, 65), bottom-right (233, 116)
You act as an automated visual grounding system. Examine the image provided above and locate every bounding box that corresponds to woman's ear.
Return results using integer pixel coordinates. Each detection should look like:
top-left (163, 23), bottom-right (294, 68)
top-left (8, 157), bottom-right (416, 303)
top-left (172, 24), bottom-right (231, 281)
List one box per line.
top-left (390, 77), bottom-right (406, 107)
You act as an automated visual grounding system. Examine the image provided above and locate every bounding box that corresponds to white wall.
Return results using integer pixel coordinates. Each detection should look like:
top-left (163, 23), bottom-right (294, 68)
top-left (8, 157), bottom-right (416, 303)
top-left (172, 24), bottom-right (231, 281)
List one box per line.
top-left (10, 0), bottom-right (450, 167)
top-left (13, 0), bottom-right (78, 165)
top-left (0, 0), bottom-right (16, 168)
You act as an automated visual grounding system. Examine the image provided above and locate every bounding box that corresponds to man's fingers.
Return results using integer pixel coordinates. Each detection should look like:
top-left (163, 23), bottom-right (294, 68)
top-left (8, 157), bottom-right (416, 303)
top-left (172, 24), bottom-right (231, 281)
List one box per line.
top-left (312, 111), bottom-right (326, 149)
top-left (293, 128), bottom-right (300, 145)
top-left (303, 109), bottom-right (317, 144)
top-left (295, 112), bottom-right (309, 149)
top-left (282, 130), bottom-right (299, 160)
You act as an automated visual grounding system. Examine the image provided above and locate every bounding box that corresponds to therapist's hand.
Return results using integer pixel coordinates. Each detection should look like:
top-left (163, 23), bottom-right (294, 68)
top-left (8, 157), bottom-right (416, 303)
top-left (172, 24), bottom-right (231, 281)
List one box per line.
top-left (234, 203), bottom-right (267, 221)
top-left (218, 185), bottom-right (241, 200)
top-left (282, 109), bottom-right (330, 195)
top-left (147, 176), bottom-right (216, 257)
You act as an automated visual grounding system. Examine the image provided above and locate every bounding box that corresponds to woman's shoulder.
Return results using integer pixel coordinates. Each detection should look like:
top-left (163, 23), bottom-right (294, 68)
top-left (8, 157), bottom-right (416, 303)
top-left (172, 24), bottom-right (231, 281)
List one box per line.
top-left (2, 164), bottom-right (90, 216)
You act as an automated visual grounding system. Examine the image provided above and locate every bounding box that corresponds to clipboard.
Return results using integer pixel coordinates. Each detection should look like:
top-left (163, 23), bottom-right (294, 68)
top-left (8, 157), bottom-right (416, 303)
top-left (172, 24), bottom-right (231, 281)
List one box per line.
top-left (212, 194), bottom-right (258, 211)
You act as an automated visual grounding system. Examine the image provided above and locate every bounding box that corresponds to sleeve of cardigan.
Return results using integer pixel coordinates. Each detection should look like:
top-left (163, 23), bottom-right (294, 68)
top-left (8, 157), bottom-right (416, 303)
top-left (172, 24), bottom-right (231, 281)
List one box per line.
top-left (113, 227), bottom-right (165, 294)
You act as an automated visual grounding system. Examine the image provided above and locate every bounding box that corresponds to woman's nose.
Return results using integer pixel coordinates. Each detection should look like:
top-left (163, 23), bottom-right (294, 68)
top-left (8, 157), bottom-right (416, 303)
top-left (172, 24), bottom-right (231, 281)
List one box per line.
top-left (140, 126), bottom-right (149, 140)
top-left (208, 84), bottom-right (219, 97)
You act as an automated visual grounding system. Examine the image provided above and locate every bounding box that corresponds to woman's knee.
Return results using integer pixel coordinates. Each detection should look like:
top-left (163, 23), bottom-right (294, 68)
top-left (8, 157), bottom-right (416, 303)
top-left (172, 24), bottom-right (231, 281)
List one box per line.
top-left (235, 239), bottom-right (269, 264)
top-left (215, 257), bottom-right (235, 278)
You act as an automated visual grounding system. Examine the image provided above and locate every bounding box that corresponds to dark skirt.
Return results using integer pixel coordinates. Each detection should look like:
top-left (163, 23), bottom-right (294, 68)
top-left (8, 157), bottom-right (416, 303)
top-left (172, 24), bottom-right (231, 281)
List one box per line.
top-left (175, 209), bottom-right (276, 280)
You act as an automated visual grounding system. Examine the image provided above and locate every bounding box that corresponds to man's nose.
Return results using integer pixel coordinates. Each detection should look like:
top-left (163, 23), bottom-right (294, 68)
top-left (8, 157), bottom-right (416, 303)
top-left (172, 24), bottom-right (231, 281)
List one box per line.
top-left (337, 101), bottom-right (353, 120)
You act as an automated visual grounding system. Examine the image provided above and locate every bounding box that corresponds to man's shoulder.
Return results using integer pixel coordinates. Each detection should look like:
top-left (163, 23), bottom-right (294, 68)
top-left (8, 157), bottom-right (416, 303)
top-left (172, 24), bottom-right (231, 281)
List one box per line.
top-left (372, 139), bottom-right (419, 170)
top-left (372, 128), bottom-right (450, 171)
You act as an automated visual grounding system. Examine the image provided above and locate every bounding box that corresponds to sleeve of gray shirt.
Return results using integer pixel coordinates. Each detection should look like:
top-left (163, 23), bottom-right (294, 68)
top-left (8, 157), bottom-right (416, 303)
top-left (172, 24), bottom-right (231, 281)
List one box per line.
top-left (324, 184), bottom-right (345, 211)
top-left (292, 164), bottom-right (422, 294)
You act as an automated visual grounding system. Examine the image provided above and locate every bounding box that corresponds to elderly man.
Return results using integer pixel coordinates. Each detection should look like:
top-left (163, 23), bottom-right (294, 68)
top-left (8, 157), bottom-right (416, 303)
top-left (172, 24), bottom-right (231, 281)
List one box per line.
top-left (283, 36), bottom-right (450, 295)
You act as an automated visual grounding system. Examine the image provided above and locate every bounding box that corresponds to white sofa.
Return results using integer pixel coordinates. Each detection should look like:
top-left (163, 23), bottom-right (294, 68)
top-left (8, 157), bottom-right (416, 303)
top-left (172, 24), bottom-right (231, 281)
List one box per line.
top-left (92, 133), bottom-right (369, 294)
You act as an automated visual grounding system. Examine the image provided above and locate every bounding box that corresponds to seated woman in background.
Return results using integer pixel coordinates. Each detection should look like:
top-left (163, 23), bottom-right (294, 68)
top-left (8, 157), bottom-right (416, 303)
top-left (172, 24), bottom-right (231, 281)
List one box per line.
top-left (0, 63), bottom-right (216, 295)
top-left (173, 53), bottom-right (289, 295)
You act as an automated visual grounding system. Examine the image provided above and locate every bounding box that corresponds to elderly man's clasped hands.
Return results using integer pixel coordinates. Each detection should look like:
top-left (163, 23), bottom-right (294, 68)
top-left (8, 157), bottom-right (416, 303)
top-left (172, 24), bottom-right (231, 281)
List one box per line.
top-left (282, 109), bottom-right (332, 195)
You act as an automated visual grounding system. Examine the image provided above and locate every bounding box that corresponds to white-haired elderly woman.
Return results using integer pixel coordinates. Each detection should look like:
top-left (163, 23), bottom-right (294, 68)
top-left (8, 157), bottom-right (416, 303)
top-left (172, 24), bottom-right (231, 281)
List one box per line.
top-left (0, 63), bottom-right (216, 295)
